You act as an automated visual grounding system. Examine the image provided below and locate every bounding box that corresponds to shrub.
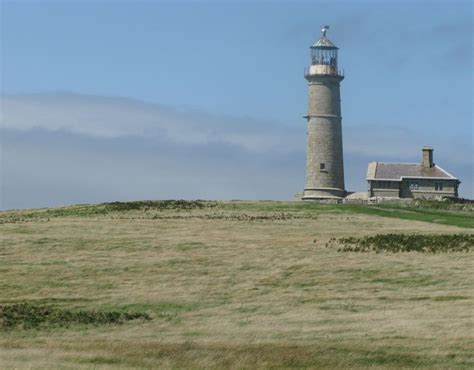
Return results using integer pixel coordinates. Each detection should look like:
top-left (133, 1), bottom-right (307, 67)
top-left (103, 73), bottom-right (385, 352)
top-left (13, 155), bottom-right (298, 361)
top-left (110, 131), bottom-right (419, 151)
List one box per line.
top-left (326, 234), bottom-right (474, 253)
top-left (103, 200), bottom-right (215, 212)
top-left (0, 303), bottom-right (151, 330)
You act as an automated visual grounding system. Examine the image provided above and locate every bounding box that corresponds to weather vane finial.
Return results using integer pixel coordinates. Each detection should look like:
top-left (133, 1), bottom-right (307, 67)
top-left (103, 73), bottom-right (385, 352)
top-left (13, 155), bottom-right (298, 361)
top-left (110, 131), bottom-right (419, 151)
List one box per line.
top-left (321, 25), bottom-right (330, 37)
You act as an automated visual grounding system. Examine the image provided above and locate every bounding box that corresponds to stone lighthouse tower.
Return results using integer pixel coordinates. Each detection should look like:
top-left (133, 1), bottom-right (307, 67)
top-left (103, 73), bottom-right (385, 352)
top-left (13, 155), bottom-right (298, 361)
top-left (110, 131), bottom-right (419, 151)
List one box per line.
top-left (303, 26), bottom-right (345, 200)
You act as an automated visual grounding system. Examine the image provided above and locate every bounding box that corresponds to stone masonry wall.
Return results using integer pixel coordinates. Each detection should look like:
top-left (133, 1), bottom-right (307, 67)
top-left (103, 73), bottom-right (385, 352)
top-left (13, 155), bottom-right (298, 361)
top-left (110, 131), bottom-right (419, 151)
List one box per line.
top-left (304, 74), bottom-right (345, 198)
top-left (400, 179), bottom-right (458, 199)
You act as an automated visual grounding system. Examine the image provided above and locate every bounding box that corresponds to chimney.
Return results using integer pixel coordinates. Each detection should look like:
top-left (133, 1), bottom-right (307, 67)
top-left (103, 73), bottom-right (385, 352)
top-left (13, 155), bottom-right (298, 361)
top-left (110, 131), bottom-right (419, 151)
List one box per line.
top-left (422, 146), bottom-right (434, 168)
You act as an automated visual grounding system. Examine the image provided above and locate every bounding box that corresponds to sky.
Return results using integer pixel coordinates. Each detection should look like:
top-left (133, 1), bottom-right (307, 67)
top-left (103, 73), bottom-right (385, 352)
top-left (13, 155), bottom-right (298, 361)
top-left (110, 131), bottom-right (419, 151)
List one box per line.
top-left (0, 0), bottom-right (473, 209)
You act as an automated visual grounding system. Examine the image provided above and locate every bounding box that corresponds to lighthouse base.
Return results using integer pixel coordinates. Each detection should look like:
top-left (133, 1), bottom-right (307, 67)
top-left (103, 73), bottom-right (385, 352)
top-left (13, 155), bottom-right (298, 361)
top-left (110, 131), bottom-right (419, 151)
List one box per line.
top-left (302, 188), bottom-right (345, 201)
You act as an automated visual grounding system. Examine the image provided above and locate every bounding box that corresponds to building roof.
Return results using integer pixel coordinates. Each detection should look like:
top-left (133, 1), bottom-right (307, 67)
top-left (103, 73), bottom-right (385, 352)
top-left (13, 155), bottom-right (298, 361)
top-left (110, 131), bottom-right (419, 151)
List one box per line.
top-left (366, 162), bottom-right (458, 181)
top-left (312, 37), bottom-right (338, 49)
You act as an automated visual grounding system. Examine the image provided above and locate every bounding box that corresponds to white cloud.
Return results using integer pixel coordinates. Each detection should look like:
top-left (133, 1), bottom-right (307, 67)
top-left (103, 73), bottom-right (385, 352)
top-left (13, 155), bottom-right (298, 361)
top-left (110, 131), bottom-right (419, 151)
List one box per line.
top-left (1, 93), bottom-right (472, 209)
top-left (1, 93), bottom-right (301, 153)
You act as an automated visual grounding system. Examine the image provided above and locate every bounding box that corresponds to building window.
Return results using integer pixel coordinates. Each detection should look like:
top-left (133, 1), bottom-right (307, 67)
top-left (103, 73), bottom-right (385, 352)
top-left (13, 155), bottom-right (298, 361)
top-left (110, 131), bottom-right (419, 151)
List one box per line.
top-left (435, 182), bottom-right (443, 191)
top-left (320, 163), bottom-right (326, 171)
top-left (377, 181), bottom-right (392, 189)
top-left (408, 181), bottom-right (419, 190)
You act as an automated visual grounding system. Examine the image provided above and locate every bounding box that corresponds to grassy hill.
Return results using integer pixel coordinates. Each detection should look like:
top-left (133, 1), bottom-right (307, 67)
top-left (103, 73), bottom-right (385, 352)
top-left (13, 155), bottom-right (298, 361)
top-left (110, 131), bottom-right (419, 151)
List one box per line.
top-left (0, 201), bottom-right (473, 369)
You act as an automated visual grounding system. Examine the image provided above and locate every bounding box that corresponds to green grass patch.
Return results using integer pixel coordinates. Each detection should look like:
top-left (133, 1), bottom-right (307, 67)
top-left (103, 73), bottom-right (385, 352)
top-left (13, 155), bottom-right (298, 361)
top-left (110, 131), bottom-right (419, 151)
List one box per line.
top-left (372, 276), bottom-right (443, 288)
top-left (80, 356), bottom-right (123, 365)
top-left (2, 200), bottom-right (472, 228)
top-left (220, 201), bottom-right (474, 228)
top-left (176, 242), bottom-right (209, 251)
top-left (431, 295), bottom-right (470, 301)
top-left (0, 200), bottom-right (217, 224)
top-left (412, 198), bottom-right (474, 211)
top-left (237, 306), bottom-right (259, 314)
top-left (343, 204), bottom-right (474, 228)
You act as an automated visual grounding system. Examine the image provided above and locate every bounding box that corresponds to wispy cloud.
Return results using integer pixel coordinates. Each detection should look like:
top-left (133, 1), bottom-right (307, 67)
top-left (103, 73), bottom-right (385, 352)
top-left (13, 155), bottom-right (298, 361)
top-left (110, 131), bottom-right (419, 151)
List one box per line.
top-left (1, 93), bottom-right (301, 153)
top-left (1, 93), bottom-right (472, 209)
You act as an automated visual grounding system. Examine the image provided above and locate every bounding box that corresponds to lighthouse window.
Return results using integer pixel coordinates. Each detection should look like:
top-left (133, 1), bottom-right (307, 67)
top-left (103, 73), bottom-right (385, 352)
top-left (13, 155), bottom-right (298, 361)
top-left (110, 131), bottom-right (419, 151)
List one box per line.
top-left (435, 182), bottom-right (443, 191)
top-left (320, 163), bottom-right (326, 171)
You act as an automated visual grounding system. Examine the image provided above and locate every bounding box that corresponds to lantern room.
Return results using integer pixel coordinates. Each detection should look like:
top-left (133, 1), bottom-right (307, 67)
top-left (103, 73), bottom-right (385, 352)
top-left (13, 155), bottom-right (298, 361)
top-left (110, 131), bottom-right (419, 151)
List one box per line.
top-left (308, 25), bottom-right (341, 76)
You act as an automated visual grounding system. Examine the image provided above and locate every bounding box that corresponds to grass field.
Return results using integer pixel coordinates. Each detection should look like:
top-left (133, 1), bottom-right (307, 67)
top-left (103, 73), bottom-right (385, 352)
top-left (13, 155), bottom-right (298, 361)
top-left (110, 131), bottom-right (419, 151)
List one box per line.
top-left (0, 201), bottom-right (473, 369)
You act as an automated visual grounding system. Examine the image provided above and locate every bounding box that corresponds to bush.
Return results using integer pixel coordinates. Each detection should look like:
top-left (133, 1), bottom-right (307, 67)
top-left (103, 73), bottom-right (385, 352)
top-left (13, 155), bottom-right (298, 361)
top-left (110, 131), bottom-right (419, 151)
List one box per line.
top-left (103, 200), bottom-right (215, 212)
top-left (326, 234), bottom-right (474, 253)
top-left (0, 303), bottom-right (151, 330)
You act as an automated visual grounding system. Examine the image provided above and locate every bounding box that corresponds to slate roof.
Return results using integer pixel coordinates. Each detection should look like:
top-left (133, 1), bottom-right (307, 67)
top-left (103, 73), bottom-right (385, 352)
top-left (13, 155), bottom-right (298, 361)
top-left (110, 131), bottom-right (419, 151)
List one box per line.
top-left (312, 37), bottom-right (338, 49)
top-left (366, 162), bottom-right (458, 181)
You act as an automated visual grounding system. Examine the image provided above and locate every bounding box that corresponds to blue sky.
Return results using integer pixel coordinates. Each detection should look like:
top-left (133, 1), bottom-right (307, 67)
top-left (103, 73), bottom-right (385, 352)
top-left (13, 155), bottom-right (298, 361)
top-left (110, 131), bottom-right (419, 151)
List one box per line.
top-left (1, 0), bottom-right (473, 209)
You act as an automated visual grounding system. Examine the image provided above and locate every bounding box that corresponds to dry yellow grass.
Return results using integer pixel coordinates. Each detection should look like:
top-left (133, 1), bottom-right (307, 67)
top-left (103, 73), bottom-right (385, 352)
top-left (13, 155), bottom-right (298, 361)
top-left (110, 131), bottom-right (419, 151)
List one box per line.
top-left (0, 201), bottom-right (473, 369)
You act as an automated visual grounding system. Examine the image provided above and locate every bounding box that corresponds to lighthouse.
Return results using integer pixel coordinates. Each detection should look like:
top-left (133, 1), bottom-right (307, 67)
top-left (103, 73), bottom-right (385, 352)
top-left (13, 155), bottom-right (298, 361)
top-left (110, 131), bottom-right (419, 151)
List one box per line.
top-left (303, 26), bottom-right (346, 200)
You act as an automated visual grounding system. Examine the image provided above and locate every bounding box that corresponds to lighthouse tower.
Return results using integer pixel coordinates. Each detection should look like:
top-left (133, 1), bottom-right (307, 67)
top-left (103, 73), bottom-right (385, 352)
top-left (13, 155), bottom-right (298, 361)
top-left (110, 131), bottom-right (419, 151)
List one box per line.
top-left (303, 26), bottom-right (345, 200)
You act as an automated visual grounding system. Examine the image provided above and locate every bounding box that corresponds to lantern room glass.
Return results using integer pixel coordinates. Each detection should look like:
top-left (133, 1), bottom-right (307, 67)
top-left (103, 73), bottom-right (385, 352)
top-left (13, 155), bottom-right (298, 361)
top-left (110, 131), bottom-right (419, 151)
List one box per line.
top-left (310, 47), bottom-right (338, 69)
